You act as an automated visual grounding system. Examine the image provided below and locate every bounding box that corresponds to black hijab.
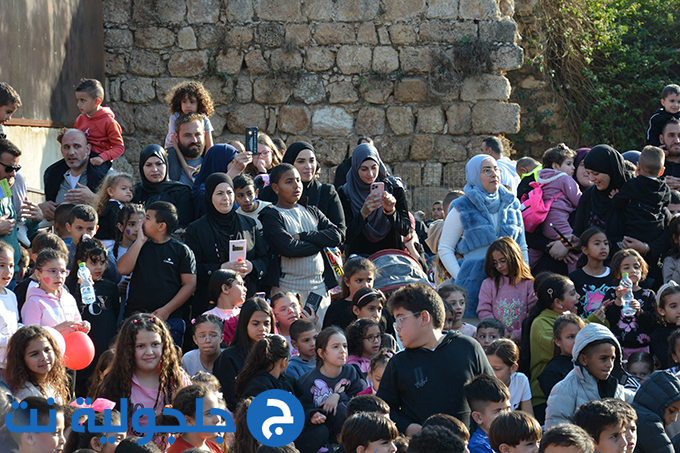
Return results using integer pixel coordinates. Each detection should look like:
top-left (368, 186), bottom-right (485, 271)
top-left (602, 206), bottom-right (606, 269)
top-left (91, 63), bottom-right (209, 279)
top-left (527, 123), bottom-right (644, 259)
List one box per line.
top-left (282, 141), bottom-right (324, 205)
top-left (139, 144), bottom-right (182, 195)
top-left (204, 173), bottom-right (242, 259)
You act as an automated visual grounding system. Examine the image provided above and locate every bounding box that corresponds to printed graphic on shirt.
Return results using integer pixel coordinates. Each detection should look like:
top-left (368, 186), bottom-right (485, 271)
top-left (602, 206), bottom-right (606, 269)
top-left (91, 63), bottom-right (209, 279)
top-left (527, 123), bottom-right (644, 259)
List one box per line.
top-left (414, 367), bottom-right (428, 388)
top-left (579, 284), bottom-right (609, 318)
top-left (496, 298), bottom-right (522, 329)
top-left (310, 378), bottom-right (351, 406)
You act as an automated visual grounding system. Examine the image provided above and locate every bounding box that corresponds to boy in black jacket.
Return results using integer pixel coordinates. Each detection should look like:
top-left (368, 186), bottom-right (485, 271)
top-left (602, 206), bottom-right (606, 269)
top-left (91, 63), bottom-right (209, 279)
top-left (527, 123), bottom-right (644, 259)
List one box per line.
top-left (646, 84), bottom-right (680, 146)
top-left (376, 283), bottom-right (494, 435)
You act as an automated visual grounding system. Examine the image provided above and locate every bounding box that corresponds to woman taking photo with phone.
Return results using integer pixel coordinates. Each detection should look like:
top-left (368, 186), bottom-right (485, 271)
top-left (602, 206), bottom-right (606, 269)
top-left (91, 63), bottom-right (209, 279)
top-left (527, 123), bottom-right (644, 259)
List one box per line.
top-left (337, 143), bottom-right (411, 257)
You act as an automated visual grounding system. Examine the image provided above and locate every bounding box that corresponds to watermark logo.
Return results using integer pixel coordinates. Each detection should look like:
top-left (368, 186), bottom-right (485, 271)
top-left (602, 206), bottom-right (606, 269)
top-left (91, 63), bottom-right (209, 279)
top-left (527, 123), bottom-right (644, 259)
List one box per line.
top-left (246, 390), bottom-right (304, 447)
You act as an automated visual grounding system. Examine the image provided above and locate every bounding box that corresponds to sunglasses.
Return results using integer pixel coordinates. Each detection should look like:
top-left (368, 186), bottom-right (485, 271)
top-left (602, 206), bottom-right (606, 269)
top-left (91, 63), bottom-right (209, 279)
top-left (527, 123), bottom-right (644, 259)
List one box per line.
top-left (0, 163), bottom-right (21, 173)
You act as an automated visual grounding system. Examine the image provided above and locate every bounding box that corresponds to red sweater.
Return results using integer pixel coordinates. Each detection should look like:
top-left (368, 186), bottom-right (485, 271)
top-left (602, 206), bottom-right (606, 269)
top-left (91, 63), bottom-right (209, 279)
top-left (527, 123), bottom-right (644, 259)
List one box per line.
top-left (74, 107), bottom-right (124, 162)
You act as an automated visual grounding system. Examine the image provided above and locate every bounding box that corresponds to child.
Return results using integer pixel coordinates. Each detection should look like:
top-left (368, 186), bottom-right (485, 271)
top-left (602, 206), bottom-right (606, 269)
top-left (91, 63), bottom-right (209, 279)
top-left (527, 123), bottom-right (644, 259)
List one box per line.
top-left (271, 291), bottom-right (304, 351)
top-left (112, 204), bottom-right (145, 264)
top-left (408, 426), bottom-right (467, 453)
top-left (516, 157), bottom-right (542, 201)
top-left (346, 318), bottom-right (382, 384)
top-left (464, 374), bottom-right (511, 453)
top-left (203, 269), bottom-right (245, 345)
top-left (537, 313), bottom-right (585, 398)
top-left (663, 216), bottom-right (680, 284)
top-left (341, 412), bottom-right (399, 453)
top-left (539, 424), bottom-right (595, 453)
top-left (646, 84), bottom-right (680, 146)
top-left (65, 238), bottom-right (120, 396)
top-left (486, 339), bottom-right (533, 415)
top-left (545, 323), bottom-right (635, 429)
top-left (65, 204), bottom-right (100, 264)
top-left (437, 284), bottom-right (476, 337)
top-left (605, 399), bottom-right (638, 453)
top-left (631, 370), bottom-right (680, 453)
top-left (96, 313), bottom-right (192, 436)
top-left (8, 396), bottom-right (67, 453)
top-left (324, 256), bottom-right (376, 331)
top-left (650, 282), bottom-right (680, 368)
top-left (568, 227), bottom-right (614, 318)
top-left (260, 164), bottom-right (343, 328)
top-left (164, 81), bottom-right (215, 181)
top-left (669, 190), bottom-right (680, 216)
top-left (5, 325), bottom-right (69, 402)
top-left (235, 334), bottom-right (293, 400)
top-left (358, 348), bottom-right (393, 395)
top-left (86, 348), bottom-right (115, 398)
top-left (234, 174), bottom-right (271, 229)
top-left (572, 399), bottom-right (629, 453)
top-left (475, 318), bottom-right (505, 352)
top-left (286, 319), bottom-right (317, 379)
top-left (604, 249), bottom-right (657, 358)
top-left (611, 146), bottom-right (671, 246)
top-left (21, 249), bottom-right (90, 335)
top-left (0, 82), bottom-right (21, 139)
top-left (73, 78), bottom-right (125, 169)
top-left (0, 240), bottom-right (19, 370)
top-left (53, 203), bottom-right (75, 245)
top-left (422, 413), bottom-right (470, 446)
top-left (478, 236), bottom-right (537, 341)
top-left (182, 314), bottom-right (224, 376)
top-left (488, 411), bottom-right (542, 453)
top-left (64, 410), bottom-right (126, 452)
top-left (297, 326), bottom-right (364, 442)
top-left (213, 297), bottom-right (274, 412)
top-left (377, 283), bottom-right (493, 434)
top-left (114, 437), bottom-right (162, 453)
top-left (117, 201), bottom-right (197, 347)
top-left (346, 394), bottom-right (390, 419)
top-left (95, 173), bottom-right (134, 250)
top-left (625, 351), bottom-right (654, 384)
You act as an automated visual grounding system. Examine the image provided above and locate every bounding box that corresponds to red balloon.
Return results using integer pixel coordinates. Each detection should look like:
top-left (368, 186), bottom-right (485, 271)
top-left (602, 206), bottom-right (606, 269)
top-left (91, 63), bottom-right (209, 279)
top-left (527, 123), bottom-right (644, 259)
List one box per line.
top-left (63, 332), bottom-right (95, 371)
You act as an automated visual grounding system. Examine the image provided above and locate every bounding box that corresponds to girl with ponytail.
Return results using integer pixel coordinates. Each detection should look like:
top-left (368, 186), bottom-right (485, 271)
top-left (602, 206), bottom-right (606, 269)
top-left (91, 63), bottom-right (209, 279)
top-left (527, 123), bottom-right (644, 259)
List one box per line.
top-left (234, 334), bottom-right (293, 400)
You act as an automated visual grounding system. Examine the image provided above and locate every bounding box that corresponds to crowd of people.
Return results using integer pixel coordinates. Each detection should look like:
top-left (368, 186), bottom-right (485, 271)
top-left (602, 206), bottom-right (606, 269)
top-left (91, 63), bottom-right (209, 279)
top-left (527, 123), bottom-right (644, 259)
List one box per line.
top-left (0, 76), bottom-right (679, 453)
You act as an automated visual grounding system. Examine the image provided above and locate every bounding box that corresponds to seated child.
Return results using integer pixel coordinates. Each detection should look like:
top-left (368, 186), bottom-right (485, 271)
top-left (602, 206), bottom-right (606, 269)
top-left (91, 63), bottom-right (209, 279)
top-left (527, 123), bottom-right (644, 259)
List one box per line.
top-left (611, 146), bottom-right (671, 245)
top-left (489, 410), bottom-right (542, 453)
top-left (537, 313), bottom-right (585, 398)
top-left (94, 173), bottom-right (134, 250)
top-left (601, 399), bottom-right (638, 453)
top-left (285, 319), bottom-right (317, 379)
top-left (475, 318), bottom-right (505, 352)
top-left (114, 437), bottom-right (162, 452)
top-left (631, 370), bottom-right (680, 453)
top-left (8, 396), bottom-right (66, 453)
top-left (486, 339), bottom-right (533, 414)
top-left (437, 284), bottom-right (476, 337)
top-left (625, 351), bottom-right (654, 384)
top-left (540, 424), bottom-right (595, 453)
top-left (65, 204), bottom-right (99, 265)
top-left (572, 399), bottom-right (631, 453)
top-left (357, 348), bottom-right (393, 395)
top-left (346, 318), bottom-right (382, 384)
top-left (346, 394), bottom-right (390, 418)
top-left (545, 323), bottom-right (635, 429)
top-left (407, 426), bottom-right (467, 453)
top-left (465, 374), bottom-right (511, 453)
top-left (234, 174), bottom-right (271, 229)
top-left (422, 413), bottom-right (470, 445)
top-left (73, 78), bottom-right (124, 169)
top-left (182, 314), bottom-right (224, 376)
top-left (53, 203), bottom-right (75, 245)
top-left (646, 84), bottom-right (680, 146)
top-left (341, 412), bottom-right (399, 453)
top-left (203, 269), bottom-right (244, 345)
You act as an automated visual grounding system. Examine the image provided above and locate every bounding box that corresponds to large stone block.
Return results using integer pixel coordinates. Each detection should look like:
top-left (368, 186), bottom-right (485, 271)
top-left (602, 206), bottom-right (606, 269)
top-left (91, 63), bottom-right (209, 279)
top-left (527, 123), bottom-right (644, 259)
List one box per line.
top-left (400, 48), bottom-right (431, 73)
top-left (305, 48), bottom-right (335, 72)
top-left (110, 102), bottom-right (135, 135)
top-left (245, 50), bottom-right (270, 75)
top-left (386, 106), bottom-right (414, 135)
top-left (460, 74), bottom-right (511, 101)
top-left (435, 135), bottom-right (467, 162)
top-left (168, 51), bottom-right (208, 77)
top-left (216, 49), bottom-right (244, 76)
top-left (459, 0), bottom-right (499, 20)
top-left (256, 0), bottom-right (301, 20)
top-left (315, 138), bottom-right (349, 166)
top-left (357, 24), bottom-right (378, 45)
top-left (133, 0), bottom-right (186, 23)
top-left (426, 0), bottom-right (459, 19)
top-left (106, 53), bottom-right (127, 75)
top-left (122, 78), bottom-right (155, 103)
top-left (134, 27), bottom-right (175, 49)
top-left (446, 103), bottom-right (472, 135)
top-left (197, 25), bottom-right (221, 49)
top-left (417, 106), bottom-right (445, 134)
top-left (422, 162), bottom-right (443, 186)
top-left (187, 0), bottom-right (221, 23)
top-left (178, 27), bottom-right (197, 49)
top-left (442, 163), bottom-right (466, 188)
top-left (359, 80), bottom-right (393, 104)
top-left (394, 163), bottom-right (421, 187)
top-left (227, 27), bottom-right (254, 49)
top-left (277, 105), bottom-right (311, 134)
top-left (303, 0), bottom-right (380, 21)
top-left (253, 78), bottom-right (293, 104)
top-left (235, 76), bottom-right (253, 103)
top-left (211, 112), bottom-right (227, 136)
top-left (105, 29), bottom-right (133, 48)
top-left (227, 105), bottom-right (267, 133)
top-left (327, 82), bottom-right (358, 104)
top-left (490, 45), bottom-right (524, 71)
top-left (479, 18), bottom-right (517, 43)
top-left (375, 136), bottom-right (411, 163)
top-left (312, 107), bottom-right (354, 136)
top-left (395, 79), bottom-right (427, 103)
top-left (294, 75), bottom-right (326, 104)
top-left (355, 107), bottom-right (386, 136)
top-left (106, 77), bottom-right (121, 102)
top-left (155, 78), bottom-right (185, 103)
top-left (203, 77), bottom-right (234, 105)
top-left (225, 0), bottom-right (254, 21)
top-left (389, 25), bottom-right (416, 45)
top-left (412, 186), bottom-right (452, 212)
top-left (471, 101), bottom-right (521, 134)
top-left (372, 47), bottom-right (399, 73)
top-left (256, 23), bottom-right (285, 47)
top-left (314, 24), bottom-right (355, 45)
top-left (123, 137), bottom-right (141, 166)
top-left (104, 0), bottom-right (131, 23)
top-left (286, 25), bottom-right (311, 47)
top-left (419, 22), bottom-right (478, 43)
top-left (382, 0), bottom-right (426, 21)
top-left (270, 49), bottom-right (304, 72)
top-left (410, 135), bottom-right (434, 161)
top-left (134, 104), bottom-right (169, 135)
top-left (129, 50), bottom-right (165, 77)
top-left (337, 46), bottom-right (372, 75)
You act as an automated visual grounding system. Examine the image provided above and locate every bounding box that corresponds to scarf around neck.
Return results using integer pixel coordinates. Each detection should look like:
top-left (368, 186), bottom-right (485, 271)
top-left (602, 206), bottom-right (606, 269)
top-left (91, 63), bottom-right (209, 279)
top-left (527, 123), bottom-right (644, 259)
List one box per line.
top-left (464, 154), bottom-right (501, 214)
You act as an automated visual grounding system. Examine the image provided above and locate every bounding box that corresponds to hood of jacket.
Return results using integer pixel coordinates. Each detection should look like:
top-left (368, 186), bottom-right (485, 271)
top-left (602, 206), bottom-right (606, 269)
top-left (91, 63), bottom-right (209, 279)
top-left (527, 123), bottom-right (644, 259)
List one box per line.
top-left (633, 370), bottom-right (680, 418)
top-left (537, 168), bottom-right (569, 184)
top-left (572, 323), bottom-right (622, 367)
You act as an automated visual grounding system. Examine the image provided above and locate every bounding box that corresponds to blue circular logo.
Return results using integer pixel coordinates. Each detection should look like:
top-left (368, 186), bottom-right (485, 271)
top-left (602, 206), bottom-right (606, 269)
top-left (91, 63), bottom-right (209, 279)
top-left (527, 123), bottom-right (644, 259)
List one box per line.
top-left (246, 390), bottom-right (304, 447)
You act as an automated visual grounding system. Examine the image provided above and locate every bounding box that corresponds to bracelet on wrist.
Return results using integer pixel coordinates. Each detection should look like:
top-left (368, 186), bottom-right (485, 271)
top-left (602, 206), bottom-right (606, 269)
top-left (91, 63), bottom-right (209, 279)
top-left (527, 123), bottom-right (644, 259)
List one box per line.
top-left (383, 208), bottom-right (396, 216)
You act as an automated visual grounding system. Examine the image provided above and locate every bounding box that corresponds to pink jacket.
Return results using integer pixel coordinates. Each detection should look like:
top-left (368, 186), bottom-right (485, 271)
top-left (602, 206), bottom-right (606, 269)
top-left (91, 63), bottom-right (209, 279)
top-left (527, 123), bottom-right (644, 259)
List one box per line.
top-left (536, 169), bottom-right (582, 216)
top-left (477, 276), bottom-right (537, 340)
top-left (21, 286), bottom-right (81, 328)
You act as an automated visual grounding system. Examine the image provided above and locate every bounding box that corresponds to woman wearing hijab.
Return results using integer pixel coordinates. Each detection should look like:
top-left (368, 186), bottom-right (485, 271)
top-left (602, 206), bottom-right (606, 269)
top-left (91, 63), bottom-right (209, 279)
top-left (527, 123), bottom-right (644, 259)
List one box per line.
top-left (573, 148), bottom-right (592, 191)
top-left (438, 154), bottom-right (527, 316)
top-left (185, 173), bottom-right (268, 315)
top-left (259, 141), bottom-right (346, 234)
top-left (337, 143), bottom-right (411, 257)
top-left (132, 144), bottom-right (193, 228)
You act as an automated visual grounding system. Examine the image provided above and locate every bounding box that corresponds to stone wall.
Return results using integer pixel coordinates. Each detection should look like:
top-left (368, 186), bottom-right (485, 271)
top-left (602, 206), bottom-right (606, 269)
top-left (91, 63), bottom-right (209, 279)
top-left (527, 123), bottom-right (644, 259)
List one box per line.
top-left (103, 0), bottom-right (523, 213)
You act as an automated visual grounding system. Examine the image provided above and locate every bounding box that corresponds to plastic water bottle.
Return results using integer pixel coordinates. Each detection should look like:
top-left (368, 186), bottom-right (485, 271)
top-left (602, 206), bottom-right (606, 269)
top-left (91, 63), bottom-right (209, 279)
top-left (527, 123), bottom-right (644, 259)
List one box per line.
top-left (78, 262), bottom-right (96, 306)
top-left (620, 273), bottom-right (636, 317)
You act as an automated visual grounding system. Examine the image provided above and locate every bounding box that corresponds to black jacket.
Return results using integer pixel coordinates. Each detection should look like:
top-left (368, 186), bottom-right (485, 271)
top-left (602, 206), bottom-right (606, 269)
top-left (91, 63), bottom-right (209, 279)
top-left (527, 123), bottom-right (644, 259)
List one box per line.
top-left (237, 372), bottom-right (295, 401)
top-left (213, 345), bottom-right (246, 412)
top-left (538, 354), bottom-right (573, 398)
top-left (611, 176), bottom-right (671, 243)
top-left (632, 370), bottom-right (680, 453)
top-left (43, 159), bottom-right (109, 202)
top-left (259, 202), bottom-right (344, 290)
top-left (647, 108), bottom-right (680, 146)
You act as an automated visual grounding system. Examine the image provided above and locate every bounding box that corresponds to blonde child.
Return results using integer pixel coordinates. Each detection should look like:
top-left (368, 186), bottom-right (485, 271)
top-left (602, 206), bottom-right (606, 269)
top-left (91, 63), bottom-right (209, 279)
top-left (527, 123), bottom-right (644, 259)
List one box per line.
top-left (0, 241), bottom-right (19, 370)
top-left (537, 313), bottom-right (585, 398)
top-left (358, 348), bottom-right (393, 396)
top-left (5, 325), bottom-right (69, 402)
top-left (324, 257), bottom-right (376, 331)
top-left (651, 283), bottom-right (680, 369)
top-left (182, 314), bottom-right (224, 376)
top-left (663, 217), bottom-right (680, 284)
top-left (437, 284), bottom-right (476, 337)
top-left (486, 338), bottom-right (533, 416)
top-left (478, 237), bottom-right (537, 341)
top-left (94, 173), bottom-right (134, 250)
top-left (164, 81), bottom-right (215, 181)
top-left (568, 227), bottom-right (614, 318)
top-left (95, 313), bottom-right (192, 436)
top-left (346, 318), bottom-right (382, 386)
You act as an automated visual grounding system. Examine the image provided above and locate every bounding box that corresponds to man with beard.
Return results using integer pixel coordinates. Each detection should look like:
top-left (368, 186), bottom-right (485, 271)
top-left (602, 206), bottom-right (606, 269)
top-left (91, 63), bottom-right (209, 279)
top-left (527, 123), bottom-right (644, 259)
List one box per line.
top-left (166, 112), bottom-right (205, 187)
top-left (661, 118), bottom-right (680, 190)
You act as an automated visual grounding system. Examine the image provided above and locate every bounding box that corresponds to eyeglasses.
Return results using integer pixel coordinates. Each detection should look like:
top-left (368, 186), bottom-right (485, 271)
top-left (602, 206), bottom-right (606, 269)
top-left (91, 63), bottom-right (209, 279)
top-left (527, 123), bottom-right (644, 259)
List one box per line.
top-left (195, 333), bottom-right (222, 343)
top-left (363, 334), bottom-right (381, 343)
top-left (38, 268), bottom-right (70, 277)
top-left (0, 162), bottom-right (21, 173)
top-left (481, 167), bottom-right (500, 176)
top-left (393, 312), bottom-right (421, 331)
